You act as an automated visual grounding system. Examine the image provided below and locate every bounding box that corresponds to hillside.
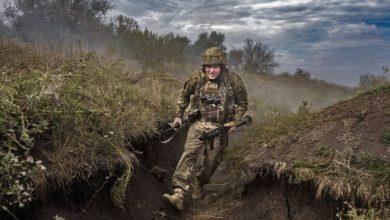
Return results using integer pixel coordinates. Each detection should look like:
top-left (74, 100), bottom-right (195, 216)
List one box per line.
top-left (0, 40), bottom-right (379, 220)
top-left (192, 84), bottom-right (389, 219)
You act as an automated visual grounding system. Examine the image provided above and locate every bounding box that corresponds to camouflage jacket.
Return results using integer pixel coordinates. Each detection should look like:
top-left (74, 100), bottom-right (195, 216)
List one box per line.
top-left (175, 69), bottom-right (248, 123)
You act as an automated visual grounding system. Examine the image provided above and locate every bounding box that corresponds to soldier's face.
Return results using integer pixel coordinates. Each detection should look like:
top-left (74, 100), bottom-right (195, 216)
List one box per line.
top-left (205, 64), bottom-right (221, 80)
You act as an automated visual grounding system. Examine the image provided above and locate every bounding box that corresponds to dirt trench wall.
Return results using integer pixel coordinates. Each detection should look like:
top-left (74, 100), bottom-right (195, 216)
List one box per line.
top-left (2, 128), bottom-right (340, 220)
top-left (224, 174), bottom-right (338, 220)
top-left (0, 130), bottom-right (186, 220)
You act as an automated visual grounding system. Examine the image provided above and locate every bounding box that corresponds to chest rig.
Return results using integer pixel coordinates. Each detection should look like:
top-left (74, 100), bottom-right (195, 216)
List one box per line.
top-left (192, 71), bottom-right (235, 124)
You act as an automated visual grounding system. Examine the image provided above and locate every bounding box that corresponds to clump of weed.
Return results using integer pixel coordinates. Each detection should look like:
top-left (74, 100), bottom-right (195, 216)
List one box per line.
top-left (358, 83), bottom-right (390, 96)
top-left (337, 202), bottom-right (378, 220)
top-left (380, 129), bottom-right (390, 146)
top-left (0, 150), bottom-right (46, 218)
top-left (290, 145), bottom-right (390, 215)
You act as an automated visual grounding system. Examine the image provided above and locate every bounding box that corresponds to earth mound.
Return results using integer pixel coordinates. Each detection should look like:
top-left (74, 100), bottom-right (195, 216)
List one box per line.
top-left (206, 84), bottom-right (390, 219)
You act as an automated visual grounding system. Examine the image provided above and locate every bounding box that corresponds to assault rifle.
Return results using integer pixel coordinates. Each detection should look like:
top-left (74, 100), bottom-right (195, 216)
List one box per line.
top-left (199, 115), bottom-right (252, 142)
top-left (160, 111), bottom-right (200, 144)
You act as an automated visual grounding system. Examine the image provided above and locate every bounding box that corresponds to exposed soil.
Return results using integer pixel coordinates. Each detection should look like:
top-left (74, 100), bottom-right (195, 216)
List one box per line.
top-left (3, 87), bottom-right (388, 220)
top-left (239, 87), bottom-right (390, 218)
top-left (187, 160), bottom-right (339, 220)
top-left (15, 130), bottom-right (188, 220)
top-left (25, 130), bottom-right (185, 220)
top-left (247, 89), bottom-right (390, 168)
top-left (5, 123), bottom-right (341, 220)
top-left (188, 87), bottom-right (389, 219)
top-left (224, 174), bottom-right (337, 220)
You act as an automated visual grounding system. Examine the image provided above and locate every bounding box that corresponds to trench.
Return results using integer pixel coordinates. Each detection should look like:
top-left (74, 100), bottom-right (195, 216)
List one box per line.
top-left (0, 129), bottom-right (187, 220)
top-left (222, 173), bottom-right (338, 220)
top-left (27, 131), bottom-right (188, 220)
top-left (2, 129), bottom-right (339, 220)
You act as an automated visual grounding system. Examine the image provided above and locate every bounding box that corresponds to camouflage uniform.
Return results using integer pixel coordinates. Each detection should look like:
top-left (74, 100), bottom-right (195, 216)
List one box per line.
top-left (171, 49), bottom-right (248, 195)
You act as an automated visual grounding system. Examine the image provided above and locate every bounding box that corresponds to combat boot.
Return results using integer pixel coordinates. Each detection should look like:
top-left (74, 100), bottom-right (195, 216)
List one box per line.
top-left (163, 188), bottom-right (185, 210)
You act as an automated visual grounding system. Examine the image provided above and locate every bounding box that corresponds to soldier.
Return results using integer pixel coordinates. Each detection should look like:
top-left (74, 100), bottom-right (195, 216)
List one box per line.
top-left (163, 47), bottom-right (248, 210)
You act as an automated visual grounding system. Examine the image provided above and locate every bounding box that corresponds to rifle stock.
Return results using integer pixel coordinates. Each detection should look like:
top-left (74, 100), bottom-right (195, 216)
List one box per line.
top-left (199, 115), bottom-right (252, 141)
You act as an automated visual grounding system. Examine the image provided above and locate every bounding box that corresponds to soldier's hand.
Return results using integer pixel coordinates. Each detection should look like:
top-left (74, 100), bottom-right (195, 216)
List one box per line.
top-left (228, 126), bottom-right (237, 134)
top-left (172, 117), bottom-right (183, 128)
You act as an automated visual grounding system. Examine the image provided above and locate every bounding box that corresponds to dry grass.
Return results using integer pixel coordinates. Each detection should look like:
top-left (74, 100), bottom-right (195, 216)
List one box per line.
top-left (221, 84), bottom-right (390, 218)
top-left (297, 145), bottom-right (390, 206)
top-left (0, 39), bottom-right (177, 210)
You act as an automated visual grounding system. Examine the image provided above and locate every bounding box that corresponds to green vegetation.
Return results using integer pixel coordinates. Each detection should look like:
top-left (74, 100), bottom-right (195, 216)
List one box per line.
top-left (358, 83), bottom-right (390, 96)
top-left (241, 38), bottom-right (279, 74)
top-left (337, 202), bottom-right (378, 220)
top-left (380, 129), bottom-right (390, 146)
top-left (0, 151), bottom-right (44, 212)
top-left (224, 103), bottom-right (312, 176)
top-left (359, 67), bottom-right (389, 91)
top-left (1, 0), bottom-right (281, 75)
top-left (0, 1), bottom-right (387, 219)
top-left (0, 40), bottom-right (176, 211)
top-left (222, 87), bottom-right (390, 217)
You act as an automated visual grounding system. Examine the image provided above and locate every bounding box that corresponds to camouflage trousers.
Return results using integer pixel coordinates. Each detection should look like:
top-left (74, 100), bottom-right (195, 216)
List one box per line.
top-left (172, 121), bottom-right (228, 192)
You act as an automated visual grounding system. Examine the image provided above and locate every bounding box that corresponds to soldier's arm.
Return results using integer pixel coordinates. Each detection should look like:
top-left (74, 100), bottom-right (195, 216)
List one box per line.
top-left (232, 74), bottom-right (248, 122)
top-left (175, 72), bottom-right (201, 118)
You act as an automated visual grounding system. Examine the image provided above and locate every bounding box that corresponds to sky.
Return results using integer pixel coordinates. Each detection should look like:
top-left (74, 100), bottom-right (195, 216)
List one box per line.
top-left (1, 0), bottom-right (389, 86)
top-left (108, 0), bottom-right (390, 86)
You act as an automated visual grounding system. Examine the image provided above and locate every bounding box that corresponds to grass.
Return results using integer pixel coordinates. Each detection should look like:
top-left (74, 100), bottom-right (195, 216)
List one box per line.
top-left (2, 39), bottom-right (388, 218)
top-left (0, 40), bottom-right (178, 211)
top-left (225, 103), bottom-right (312, 168)
top-left (358, 83), bottom-right (390, 96)
top-left (219, 86), bottom-right (390, 218)
top-left (293, 145), bottom-right (390, 206)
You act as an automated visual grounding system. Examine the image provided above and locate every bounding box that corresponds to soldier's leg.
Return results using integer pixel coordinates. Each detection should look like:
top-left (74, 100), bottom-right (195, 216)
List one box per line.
top-left (194, 134), bottom-right (228, 198)
top-left (171, 122), bottom-right (205, 192)
top-left (197, 134), bottom-right (228, 184)
top-left (164, 122), bottom-right (206, 209)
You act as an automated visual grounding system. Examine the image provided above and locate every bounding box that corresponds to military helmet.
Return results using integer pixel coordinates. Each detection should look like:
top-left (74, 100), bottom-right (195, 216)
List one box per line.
top-left (202, 47), bottom-right (227, 66)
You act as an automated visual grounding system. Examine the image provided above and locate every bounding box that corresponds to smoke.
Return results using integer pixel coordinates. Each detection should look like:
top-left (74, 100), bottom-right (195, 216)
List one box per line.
top-left (0, 0), bottom-right (125, 60)
top-left (0, 1), bottom-right (354, 108)
top-left (240, 73), bottom-right (352, 114)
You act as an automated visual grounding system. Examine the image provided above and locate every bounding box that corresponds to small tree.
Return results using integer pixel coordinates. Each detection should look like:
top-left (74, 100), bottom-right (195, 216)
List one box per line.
top-left (114, 15), bottom-right (139, 37)
top-left (5, 0), bottom-right (114, 41)
top-left (228, 48), bottom-right (243, 70)
top-left (124, 28), bottom-right (191, 73)
top-left (383, 66), bottom-right (389, 79)
top-left (0, 17), bottom-right (9, 38)
top-left (359, 73), bottom-right (387, 89)
top-left (294, 68), bottom-right (311, 79)
top-left (192, 31), bottom-right (226, 58)
top-left (359, 67), bottom-right (389, 89)
top-left (242, 38), bottom-right (279, 74)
